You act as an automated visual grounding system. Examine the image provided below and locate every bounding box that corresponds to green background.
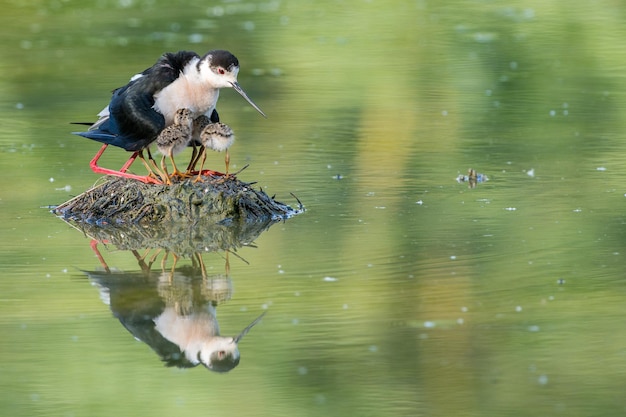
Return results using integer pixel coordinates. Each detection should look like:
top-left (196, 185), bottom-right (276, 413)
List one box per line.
top-left (2, 1), bottom-right (626, 416)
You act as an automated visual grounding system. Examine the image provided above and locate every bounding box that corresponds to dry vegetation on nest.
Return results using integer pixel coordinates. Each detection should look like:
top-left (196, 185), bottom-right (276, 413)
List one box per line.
top-left (53, 175), bottom-right (300, 227)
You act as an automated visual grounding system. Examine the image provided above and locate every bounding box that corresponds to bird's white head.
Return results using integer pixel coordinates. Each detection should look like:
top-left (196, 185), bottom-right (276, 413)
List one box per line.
top-left (198, 50), bottom-right (267, 118)
top-left (197, 311), bottom-right (266, 373)
top-left (198, 50), bottom-right (241, 89)
top-left (198, 336), bottom-right (241, 373)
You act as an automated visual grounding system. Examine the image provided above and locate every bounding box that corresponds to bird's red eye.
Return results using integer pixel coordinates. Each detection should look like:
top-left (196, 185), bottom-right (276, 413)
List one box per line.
top-left (218, 68), bottom-right (225, 75)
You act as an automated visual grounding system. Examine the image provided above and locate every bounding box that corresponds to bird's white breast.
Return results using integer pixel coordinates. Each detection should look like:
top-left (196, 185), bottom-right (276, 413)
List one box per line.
top-left (154, 307), bottom-right (220, 364)
top-left (153, 58), bottom-right (220, 126)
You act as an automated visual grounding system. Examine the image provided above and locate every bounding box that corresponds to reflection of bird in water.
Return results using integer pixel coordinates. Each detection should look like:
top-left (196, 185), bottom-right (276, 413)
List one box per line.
top-left (156, 108), bottom-right (194, 183)
top-left (195, 122), bottom-right (235, 179)
top-left (73, 50), bottom-right (265, 184)
top-left (154, 305), bottom-right (265, 372)
top-left (85, 268), bottom-right (266, 372)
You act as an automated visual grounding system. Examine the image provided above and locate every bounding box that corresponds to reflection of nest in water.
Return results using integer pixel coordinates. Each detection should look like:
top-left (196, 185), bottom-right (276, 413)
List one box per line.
top-left (54, 175), bottom-right (299, 226)
top-left (53, 175), bottom-right (302, 257)
top-left (64, 216), bottom-right (275, 257)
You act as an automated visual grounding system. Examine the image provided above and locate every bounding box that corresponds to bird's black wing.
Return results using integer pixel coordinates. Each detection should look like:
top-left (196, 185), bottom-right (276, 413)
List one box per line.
top-left (136, 50), bottom-right (200, 82)
top-left (107, 51), bottom-right (203, 151)
top-left (75, 51), bottom-right (202, 151)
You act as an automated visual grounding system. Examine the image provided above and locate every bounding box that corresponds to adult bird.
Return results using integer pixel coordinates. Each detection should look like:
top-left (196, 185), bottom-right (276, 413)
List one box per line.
top-left (73, 50), bottom-right (266, 184)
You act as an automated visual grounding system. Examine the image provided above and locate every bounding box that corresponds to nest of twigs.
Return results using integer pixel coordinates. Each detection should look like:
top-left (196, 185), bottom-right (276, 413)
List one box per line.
top-left (53, 174), bottom-right (300, 227)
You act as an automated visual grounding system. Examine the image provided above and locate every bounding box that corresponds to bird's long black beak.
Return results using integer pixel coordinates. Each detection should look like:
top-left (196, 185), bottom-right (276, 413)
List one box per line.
top-left (233, 311), bottom-right (267, 344)
top-left (230, 82), bottom-right (267, 118)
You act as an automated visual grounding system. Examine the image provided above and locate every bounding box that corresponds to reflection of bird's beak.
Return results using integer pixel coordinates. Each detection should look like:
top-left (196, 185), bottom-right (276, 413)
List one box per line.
top-left (230, 82), bottom-right (267, 118)
top-left (233, 311), bottom-right (267, 344)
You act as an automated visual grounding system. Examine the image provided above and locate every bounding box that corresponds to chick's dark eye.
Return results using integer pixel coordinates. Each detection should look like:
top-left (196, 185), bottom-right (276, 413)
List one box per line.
top-left (218, 68), bottom-right (225, 75)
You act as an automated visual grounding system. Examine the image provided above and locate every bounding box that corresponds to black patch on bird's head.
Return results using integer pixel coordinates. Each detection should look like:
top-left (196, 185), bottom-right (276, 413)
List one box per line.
top-left (200, 50), bottom-right (239, 72)
top-left (198, 350), bottom-right (240, 373)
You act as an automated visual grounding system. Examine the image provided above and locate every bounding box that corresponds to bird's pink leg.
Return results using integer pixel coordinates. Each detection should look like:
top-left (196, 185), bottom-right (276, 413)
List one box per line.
top-left (89, 145), bottom-right (163, 184)
top-left (200, 169), bottom-right (224, 177)
top-left (119, 151), bottom-right (139, 173)
top-left (89, 144), bottom-right (109, 173)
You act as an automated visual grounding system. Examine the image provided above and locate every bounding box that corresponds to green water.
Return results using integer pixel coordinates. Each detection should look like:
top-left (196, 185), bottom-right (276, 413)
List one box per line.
top-left (2, 1), bottom-right (626, 416)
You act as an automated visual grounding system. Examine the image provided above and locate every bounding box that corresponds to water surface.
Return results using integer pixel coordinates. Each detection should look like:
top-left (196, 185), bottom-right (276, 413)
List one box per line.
top-left (2, 1), bottom-right (626, 416)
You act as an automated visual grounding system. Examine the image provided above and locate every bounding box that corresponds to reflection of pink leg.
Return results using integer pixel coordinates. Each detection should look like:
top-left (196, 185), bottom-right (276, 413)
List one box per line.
top-left (90, 239), bottom-right (110, 273)
top-left (89, 145), bottom-right (162, 184)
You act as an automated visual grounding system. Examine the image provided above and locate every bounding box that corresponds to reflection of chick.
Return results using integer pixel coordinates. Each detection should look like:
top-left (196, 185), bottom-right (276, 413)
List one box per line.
top-left (156, 108), bottom-right (194, 182)
top-left (157, 270), bottom-right (233, 316)
top-left (196, 122), bottom-right (235, 178)
top-left (200, 274), bottom-right (233, 305)
top-left (157, 271), bottom-right (194, 316)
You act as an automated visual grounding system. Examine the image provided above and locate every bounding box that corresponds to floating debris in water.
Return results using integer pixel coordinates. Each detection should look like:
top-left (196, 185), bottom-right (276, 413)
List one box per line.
top-left (456, 168), bottom-right (488, 188)
top-left (322, 276), bottom-right (338, 282)
top-left (526, 168), bottom-right (535, 178)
